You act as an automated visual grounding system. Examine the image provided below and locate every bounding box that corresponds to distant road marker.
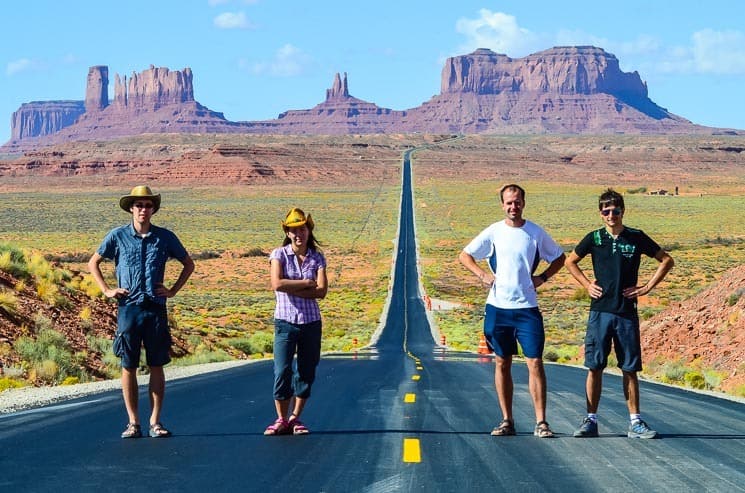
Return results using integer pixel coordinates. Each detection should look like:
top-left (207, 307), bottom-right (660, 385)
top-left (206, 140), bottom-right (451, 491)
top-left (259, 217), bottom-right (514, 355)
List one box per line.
top-left (411, 374), bottom-right (421, 381)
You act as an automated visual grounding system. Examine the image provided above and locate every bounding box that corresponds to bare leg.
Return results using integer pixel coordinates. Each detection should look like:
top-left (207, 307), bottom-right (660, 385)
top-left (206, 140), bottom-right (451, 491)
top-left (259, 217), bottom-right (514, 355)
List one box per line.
top-left (586, 369), bottom-right (603, 413)
top-left (121, 367), bottom-right (139, 424)
top-left (623, 371), bottom-right (640, 414)
top-left (291, 397), bottom-right (307, 420)
top-left (525, 357), bottom-right (547, 423)
top-left (274, 398), bottom-right (291, 420)
top-left (494, 354), bottom-right (513, 421)
top-left (148, 366), bottom-right (165, 426)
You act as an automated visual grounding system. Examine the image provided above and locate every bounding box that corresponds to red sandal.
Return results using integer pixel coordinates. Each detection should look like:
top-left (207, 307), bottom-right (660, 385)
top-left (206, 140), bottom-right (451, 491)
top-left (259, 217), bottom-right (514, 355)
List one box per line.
top-left (264, 417), bottom-right (290, 436)
top-left (288, 416), bottom-right (309, 435)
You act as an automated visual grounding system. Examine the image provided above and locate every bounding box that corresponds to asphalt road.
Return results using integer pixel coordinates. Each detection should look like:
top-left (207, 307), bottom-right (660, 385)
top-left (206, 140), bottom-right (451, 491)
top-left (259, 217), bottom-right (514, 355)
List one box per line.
top-left (1, 151), bottom-right (743, 492)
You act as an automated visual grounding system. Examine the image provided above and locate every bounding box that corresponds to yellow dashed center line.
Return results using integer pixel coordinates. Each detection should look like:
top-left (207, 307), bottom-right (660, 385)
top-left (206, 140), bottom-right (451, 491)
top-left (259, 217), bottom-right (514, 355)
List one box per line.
top-left (411, 374), bottom-right (421, 381)
top-left (403, 438), bottom-right (421, 463)
top-left (404, 393), bottom-right (416, 403)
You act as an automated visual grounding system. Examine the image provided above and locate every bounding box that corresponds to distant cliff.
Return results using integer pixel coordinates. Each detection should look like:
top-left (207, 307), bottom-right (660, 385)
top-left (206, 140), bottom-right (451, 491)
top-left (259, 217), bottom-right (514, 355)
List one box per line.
top-left (4, 46), bottom-right (738, 150)
top-left (10, 101), bottom-right (85, 140)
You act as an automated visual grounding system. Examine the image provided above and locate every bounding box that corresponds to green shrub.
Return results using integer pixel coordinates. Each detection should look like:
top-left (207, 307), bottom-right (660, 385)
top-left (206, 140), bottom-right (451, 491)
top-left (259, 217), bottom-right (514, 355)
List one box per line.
top-left (684, 371), bottom-right (706, 389)
top-left (660, 360), bottom-right (687, 384)
top-left (726, 288), bottom-right (745, 306)
top-left (14, 328), bottom-right (81, 384)
top-left (0, 244), bottom-right (30, 278)
top-left (0, 376), bottom-right (26, 392)
top-left (0, 290), bottom-right (18, 316)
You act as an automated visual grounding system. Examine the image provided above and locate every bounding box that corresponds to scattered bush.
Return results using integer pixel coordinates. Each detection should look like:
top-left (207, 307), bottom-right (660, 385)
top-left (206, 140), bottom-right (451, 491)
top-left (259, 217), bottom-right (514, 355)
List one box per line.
top-left (726, 288), bottom-right (745, 306)
top-left (14, 328), bottom-right (81, 384)
top-left (241, 247), bottom-right (267, 258)
top-left (684, 370), bottom-right (706, 389)
top-left (0, 377), bottom-right (26, 392)
top-left (626, 187), bottom-right (647, 194)
top-left (0, 290), bottom-right (19, 316)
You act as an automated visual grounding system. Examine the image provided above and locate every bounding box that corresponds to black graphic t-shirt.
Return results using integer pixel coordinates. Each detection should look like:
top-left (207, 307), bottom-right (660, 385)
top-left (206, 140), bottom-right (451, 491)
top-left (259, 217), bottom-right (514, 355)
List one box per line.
top-left (574, 227), bottom-right (661, 315)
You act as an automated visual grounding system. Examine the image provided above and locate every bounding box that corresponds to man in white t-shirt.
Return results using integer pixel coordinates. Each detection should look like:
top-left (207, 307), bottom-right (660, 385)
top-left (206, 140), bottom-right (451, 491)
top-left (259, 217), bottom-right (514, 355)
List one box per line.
top-left (459, 184), bottom-right (565, 438)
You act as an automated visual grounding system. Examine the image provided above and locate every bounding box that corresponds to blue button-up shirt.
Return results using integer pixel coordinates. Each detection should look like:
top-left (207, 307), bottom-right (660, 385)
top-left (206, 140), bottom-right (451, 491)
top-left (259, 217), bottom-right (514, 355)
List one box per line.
top-left (97, 223), bottom-right (188, 306)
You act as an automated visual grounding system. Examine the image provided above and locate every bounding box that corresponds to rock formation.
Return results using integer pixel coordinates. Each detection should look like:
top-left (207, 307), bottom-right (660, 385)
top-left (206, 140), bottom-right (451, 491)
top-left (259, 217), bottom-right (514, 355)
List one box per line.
top-left (266, 72), bottom-right (406, 134)
top-left (4, 46), bottom-right (740, 151)
top-left (113, 65), bottom-right (195, 108)
top-left (85, 66), bottom-right (108, 112)
top-left (401, 46), bottom-right (684, 134)
top-left (10, 101), bottom-right (86, 140)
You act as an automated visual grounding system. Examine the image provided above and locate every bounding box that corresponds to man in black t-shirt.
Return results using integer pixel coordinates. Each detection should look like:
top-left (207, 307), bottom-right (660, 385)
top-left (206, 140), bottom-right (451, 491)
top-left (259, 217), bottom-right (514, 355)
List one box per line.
top-left (566, 188), bottom-right (674, 439)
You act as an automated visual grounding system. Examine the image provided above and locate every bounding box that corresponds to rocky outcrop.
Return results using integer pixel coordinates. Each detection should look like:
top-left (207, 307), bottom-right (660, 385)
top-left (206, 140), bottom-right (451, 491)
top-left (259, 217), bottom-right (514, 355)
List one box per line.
top-left (10, 101), bottom-right (86, 140)
top-left (442, 47), bottom-right (646, 98)
top-left (4, 46), bottom-right (740, 150)
top-left (399, 46), bottom-right (682, 133)
top-left (268, 72), bottom-right (407, 134)
top-left (326, 72), bottom-right (350, 99)
top-left (113, 65), bottom-right (195, 109)
top-left (85, 66), bottom-right (109, 112)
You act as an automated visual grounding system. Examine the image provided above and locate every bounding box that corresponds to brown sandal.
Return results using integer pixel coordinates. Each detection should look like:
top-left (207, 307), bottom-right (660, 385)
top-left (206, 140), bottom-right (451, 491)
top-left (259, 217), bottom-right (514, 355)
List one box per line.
top-left (534, 420), bottom-right (555, 438)
top-left (491, 419), bottom-right (516, 436)
top-left (149, 422), bottom-right (172, 438)
top-left (121, 422), bottom-right (142, 439)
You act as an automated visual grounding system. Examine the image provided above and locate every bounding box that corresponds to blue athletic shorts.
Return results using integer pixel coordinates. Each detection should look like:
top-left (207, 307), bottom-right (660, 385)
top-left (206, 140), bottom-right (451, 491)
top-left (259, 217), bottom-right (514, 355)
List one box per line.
top-left (114, 302), bottom-right (172, 368)
top-left (583, 310), bottom-right (642, 372)
top-left (483, 305), bottom-right (545, 359)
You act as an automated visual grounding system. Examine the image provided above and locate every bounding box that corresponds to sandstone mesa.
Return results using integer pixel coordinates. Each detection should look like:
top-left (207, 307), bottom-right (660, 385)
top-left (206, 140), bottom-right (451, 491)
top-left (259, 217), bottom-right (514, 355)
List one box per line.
top-left (5, 46), bottom-right (741, 153)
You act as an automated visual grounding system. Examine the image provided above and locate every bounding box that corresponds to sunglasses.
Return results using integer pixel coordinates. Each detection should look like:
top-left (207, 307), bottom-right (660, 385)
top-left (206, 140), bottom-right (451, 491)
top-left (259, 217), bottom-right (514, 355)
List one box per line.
top-left (601, 207), bottom-right (623, 216)
top-left (133, 203), bottom-right (155, 209)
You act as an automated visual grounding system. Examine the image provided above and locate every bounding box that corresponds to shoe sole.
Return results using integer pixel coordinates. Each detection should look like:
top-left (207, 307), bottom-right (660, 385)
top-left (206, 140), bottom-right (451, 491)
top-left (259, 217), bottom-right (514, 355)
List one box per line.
top-left (573, 432), bottom-right (599, 438)
top-left (627, 432), bottom-right (658, 439)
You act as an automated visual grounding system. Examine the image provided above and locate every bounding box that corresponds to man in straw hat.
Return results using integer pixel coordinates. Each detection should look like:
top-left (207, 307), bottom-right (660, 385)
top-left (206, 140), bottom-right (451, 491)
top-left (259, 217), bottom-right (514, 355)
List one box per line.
top-left (89, 185), bottom-right (194, 439)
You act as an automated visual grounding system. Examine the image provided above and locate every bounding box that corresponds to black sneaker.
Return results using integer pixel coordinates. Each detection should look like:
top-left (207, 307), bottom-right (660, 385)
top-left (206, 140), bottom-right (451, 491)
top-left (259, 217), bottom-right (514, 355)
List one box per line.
top-left (573, 417), bottom-right (599, 437)
top-left (628, 419), bottom-right (657, 439)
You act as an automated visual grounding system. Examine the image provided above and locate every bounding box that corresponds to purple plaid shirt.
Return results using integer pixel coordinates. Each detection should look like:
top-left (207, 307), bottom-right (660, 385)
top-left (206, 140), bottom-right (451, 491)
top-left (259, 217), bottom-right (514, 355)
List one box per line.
top-left (270, 244), bottom-right (326, 324)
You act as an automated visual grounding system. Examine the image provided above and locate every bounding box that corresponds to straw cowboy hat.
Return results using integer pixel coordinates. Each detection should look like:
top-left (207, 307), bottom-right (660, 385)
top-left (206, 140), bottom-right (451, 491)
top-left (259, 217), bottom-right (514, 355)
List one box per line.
top-left (119, 185), bottom-right (161, 213)
top-left (281, 207), bottom-right (314, 231)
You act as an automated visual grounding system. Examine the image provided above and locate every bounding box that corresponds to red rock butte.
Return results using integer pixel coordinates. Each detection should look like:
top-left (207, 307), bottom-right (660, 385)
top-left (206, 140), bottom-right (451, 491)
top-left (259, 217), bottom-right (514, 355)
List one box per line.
top-left (4, 46), bottom-right (742, 152)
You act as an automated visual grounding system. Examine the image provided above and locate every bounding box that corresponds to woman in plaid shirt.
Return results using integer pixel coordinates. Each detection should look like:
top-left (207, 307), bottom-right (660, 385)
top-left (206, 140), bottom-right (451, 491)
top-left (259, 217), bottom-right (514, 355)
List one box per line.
top-left (264, 208), bottom-right (328, 436)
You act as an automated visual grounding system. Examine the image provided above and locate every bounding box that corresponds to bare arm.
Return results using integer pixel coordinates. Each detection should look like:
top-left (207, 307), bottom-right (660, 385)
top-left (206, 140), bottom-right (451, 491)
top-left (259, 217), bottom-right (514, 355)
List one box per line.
top-left (458, 250), bottom-right (493, 287)
top-left (565, 251), bottom-right (603, 299)
top-left (270, 258), bottom-right (322, 296)
top-left (155, 255), bottom-right (195, 299)
top-left (533, 253), bottom-right (566, 287)
top-left (293, 267), bottom-right (328, 299)
top-left (87, 252), bottom-right (129, 300)
top-left (623, 249), bottom-right (674, 299)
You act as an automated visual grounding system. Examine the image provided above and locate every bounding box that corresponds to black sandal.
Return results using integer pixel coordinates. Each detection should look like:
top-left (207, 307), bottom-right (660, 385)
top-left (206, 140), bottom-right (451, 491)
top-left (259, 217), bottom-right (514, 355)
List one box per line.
top-left (121, 422), bottom-right (142, 439)
top-left (491, 419), bottom-right (516, 436)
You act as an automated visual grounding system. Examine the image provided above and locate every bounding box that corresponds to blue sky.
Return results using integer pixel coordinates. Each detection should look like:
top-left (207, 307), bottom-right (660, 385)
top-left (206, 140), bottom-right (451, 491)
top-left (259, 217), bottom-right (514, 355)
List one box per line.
top-left (2, 0), bottom-right (745, 143)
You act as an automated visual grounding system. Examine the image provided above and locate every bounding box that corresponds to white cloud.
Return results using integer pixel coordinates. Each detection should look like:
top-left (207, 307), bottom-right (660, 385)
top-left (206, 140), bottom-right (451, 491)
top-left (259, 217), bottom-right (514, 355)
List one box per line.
top-left (454, 10), bottom-right (543, 57)
top-left (691, 29), bottom-right (745, 74)
top-left (6, 58), bottom-right (37, 76)
top-left (242, 44), bottom-right (312, 77)
top-left (649, 29), bottom-right (745, 75)
top-left (213, 11), bottom-right (254, 29)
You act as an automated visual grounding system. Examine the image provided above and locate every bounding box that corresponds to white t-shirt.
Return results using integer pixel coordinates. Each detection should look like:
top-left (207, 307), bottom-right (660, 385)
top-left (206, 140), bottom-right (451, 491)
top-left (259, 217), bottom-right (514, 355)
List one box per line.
top-left (463, 220), bottom-right (564, 309)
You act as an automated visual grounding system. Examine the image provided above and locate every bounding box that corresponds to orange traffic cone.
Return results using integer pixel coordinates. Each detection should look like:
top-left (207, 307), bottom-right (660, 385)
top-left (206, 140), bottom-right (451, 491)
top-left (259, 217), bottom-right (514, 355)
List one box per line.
top-left (477, 334), bottom-right (490, 355)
